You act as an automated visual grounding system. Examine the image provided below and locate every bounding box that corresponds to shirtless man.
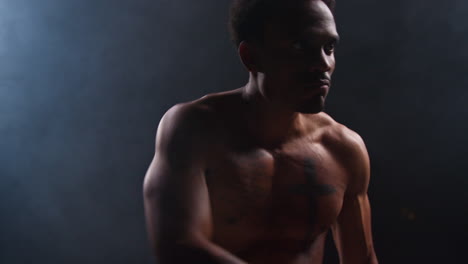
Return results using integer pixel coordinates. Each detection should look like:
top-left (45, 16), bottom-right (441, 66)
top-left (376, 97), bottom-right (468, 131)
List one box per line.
top-left (143, 0), bottom-right (378, 263)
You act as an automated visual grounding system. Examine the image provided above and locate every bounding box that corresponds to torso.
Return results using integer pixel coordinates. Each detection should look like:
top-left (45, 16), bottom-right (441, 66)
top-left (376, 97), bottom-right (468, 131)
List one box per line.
top-left (193, 90), bottom-right (351, 264)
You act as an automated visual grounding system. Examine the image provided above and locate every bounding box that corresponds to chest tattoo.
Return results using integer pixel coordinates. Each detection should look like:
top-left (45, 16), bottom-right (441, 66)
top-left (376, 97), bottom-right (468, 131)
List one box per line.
top-left (288, 159), bottom-right (336, 196)
top-left (288, 158), bottom-right (336, 245)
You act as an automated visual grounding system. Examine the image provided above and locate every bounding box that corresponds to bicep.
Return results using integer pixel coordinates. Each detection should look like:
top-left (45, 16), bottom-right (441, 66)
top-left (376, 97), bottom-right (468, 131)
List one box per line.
top-left (143, 105), bottom-right (213, 253)
top-left (332, 193), bottom-right (374, 262)
top-left (331, 128), bottom-right (377, 263)
top-left (144, 156), bottom-right (211, 241)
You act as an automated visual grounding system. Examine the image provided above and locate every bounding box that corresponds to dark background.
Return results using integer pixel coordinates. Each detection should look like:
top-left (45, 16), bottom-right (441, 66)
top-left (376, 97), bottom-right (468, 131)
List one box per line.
top-left (1, 0), bottom-right (467, 263)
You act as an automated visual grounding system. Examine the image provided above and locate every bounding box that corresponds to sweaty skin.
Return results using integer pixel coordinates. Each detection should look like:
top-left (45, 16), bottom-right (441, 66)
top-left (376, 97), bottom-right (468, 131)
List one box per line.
top-left (143, 1), bottom-right (378, 264)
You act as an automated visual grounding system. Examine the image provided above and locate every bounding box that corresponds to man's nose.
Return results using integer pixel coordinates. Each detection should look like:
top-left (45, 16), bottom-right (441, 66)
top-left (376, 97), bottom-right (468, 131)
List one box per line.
top-left (307, 49), bottom-right (332, 73)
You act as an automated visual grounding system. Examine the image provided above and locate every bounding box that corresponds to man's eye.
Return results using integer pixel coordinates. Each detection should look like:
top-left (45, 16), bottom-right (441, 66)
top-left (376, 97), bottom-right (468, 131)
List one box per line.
top-left (324, 42), bottom-right (336, 54)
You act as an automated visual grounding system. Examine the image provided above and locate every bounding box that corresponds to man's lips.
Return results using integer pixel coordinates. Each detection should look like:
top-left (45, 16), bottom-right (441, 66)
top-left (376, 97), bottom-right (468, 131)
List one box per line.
top-left (303, 79), bottom-right (330, 97)
top-left (304, 79), bottom-right (330, 87)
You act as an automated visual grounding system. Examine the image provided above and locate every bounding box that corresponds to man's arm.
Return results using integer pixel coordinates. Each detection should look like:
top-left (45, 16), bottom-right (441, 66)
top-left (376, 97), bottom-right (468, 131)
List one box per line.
top-left (331, 130), bottom-right (378, 264)
top-left (143, 104), bottom-right (247, 264)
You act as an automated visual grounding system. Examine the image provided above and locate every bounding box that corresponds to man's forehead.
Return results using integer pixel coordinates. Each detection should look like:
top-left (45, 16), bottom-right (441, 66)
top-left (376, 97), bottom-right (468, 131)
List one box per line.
top-left (303, 1), bottom-right (335, 25)
top-left (265, 1), bottom-right (337, 38)
top-left (275, 0), bottom-right (334, 26)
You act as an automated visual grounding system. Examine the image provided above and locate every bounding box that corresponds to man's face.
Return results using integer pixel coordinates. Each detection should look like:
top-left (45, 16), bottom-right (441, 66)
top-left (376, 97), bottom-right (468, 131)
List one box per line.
top-left (255, 0), bottom-right (339, 114)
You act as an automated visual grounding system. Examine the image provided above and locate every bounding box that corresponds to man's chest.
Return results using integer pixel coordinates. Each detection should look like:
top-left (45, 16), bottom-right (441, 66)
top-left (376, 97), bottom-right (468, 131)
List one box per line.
top-left (205, 140), bottom-right (348, 250)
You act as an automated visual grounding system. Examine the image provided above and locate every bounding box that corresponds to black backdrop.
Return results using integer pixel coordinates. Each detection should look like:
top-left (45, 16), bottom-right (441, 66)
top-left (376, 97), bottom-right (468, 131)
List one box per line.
top-left (1, 0), bottom-right (467, 263)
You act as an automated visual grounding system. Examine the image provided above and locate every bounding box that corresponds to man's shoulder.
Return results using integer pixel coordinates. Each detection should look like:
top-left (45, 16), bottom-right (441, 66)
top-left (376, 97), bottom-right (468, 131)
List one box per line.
top-left (312, 113), bottom-right (370, 192)
top-left (159, 101), bottom-right (212, 135)
top-left (157, 89), bottom-right (243, 143)
top-left (309, 112), bottom-right (366, 154)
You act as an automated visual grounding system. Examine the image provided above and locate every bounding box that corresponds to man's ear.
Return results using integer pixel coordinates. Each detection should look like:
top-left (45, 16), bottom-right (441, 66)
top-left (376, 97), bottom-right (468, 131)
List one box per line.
top-left (238, 41), bottom-right (261, 73)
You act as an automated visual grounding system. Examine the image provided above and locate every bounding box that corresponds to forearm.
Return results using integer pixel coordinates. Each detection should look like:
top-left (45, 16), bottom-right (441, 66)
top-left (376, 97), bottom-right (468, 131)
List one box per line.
top-left (155, 239), bottom-right (248, 264)
top-left (367, 251), bottom-right (378, 264)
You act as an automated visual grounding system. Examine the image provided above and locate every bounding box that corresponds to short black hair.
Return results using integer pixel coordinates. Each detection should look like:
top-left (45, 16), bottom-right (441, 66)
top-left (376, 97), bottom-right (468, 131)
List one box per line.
top-left (228, 0), bottom-right (336, 47)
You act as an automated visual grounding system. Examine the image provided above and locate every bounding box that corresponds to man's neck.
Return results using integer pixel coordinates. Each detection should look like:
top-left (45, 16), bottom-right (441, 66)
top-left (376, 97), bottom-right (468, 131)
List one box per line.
top-left (241, 74), bottom-right (305, 148)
